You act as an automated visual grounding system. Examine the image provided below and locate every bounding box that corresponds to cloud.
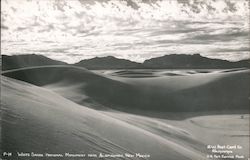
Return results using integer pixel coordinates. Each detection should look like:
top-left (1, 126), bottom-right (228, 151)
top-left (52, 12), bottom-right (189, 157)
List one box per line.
top-left (211, 47), bottom-right (250, 53)
top-left (1, 0), bottom-right (249, 63)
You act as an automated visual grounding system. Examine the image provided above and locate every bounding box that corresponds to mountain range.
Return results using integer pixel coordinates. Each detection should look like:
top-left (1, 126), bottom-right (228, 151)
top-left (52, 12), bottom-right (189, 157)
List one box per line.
top-left (143, 54), bottom-right (249, 69)
top-left (1, 54), bottom-right (249, 71)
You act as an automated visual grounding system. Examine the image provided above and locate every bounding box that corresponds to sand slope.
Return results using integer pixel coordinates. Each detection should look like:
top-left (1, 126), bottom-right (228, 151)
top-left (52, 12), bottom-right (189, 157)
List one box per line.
top-left (1, 76), bottom-right (209, 160)
top-left (1, 75), bottom-right (249, 160)
top-left (1, 66), bottom-right (249, 159)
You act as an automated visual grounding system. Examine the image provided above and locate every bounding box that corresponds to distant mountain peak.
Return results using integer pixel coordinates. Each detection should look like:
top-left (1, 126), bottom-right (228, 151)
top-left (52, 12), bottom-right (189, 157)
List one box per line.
top-left (75, 56), bottom-right (140, 69)
top-left (81, 56), bottom-right (127, 61)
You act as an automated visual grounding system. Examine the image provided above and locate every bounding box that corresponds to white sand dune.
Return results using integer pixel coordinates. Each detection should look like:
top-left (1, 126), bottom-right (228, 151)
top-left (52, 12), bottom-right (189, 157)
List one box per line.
top-left (102, 111), bottom-right (250, 159)
top-left (1, 66), bottom-right (249, 160)
top-left (2, 76), bottom-right (208, 160)
top-left (3, 66), bottom-right (249, 112)
top-left (92, 68), bottom-right (247, 78)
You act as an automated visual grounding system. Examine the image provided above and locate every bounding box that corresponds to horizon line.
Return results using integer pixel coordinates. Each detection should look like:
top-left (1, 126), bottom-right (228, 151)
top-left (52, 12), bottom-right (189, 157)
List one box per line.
top-left (1, 53), bottom-right (249, 64)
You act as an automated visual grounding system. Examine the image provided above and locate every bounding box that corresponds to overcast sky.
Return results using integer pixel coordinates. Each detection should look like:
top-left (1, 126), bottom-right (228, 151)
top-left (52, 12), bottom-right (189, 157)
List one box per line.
top-left (1, 0), bottom-right (249, 63)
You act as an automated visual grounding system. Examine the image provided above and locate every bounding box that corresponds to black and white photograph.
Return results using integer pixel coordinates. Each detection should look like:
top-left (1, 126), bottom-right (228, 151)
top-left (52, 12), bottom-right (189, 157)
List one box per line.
top-left (1, 0), bottom-right (249, 160)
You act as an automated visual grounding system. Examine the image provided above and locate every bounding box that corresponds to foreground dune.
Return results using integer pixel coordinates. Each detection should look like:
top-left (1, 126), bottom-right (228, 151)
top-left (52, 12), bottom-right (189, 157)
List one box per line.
top-left (1, 75), bottom-right (249, 159)
top-left (2, 76), bottom-right (208, 160)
